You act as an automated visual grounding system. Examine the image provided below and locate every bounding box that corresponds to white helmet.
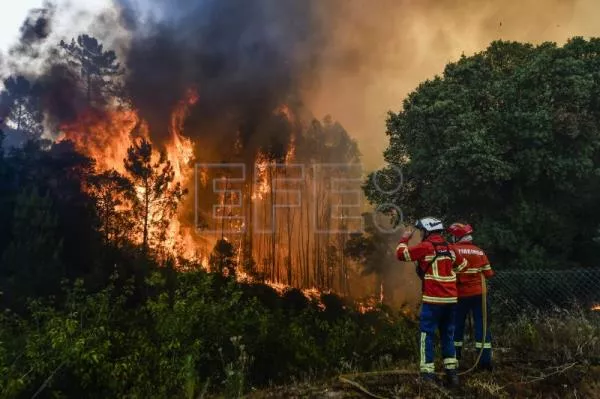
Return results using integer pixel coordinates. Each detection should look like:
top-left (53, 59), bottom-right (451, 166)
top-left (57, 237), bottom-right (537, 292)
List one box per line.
top-left (415, 217), bottom-right (444, 233)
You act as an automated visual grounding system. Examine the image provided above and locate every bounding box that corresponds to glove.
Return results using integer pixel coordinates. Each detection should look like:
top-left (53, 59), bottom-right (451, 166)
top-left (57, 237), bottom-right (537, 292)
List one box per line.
top-left (399, 229), bottom-right (414, 244)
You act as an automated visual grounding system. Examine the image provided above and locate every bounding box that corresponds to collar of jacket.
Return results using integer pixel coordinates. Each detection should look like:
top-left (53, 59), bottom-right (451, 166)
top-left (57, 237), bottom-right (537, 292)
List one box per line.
top-left (424, 233), bottom-right (446, 243)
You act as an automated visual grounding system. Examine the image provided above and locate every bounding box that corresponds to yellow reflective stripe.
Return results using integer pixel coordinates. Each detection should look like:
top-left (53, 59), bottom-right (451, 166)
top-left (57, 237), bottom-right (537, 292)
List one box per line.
top-left (443, 358), bottom-right (458, 370)
top-left (475, 342), bottom-right (492, 349)
top-left (396, 243), bottom-right (412, 261)
top-left (454, 341), bottom-right (463, 347)
top-left (422, 295), bottom-right (457, 303)
top-left (423, 255), bottom-right (452, 261)
top-left (462, 268), bottom-right (482, 274)
top-left (456, 258), bottom-right (469, 272)
top-left (420, 363), bottom-right (435, 373)
top-left (480, 264), bottom-right (492, 271)
top-left (420, 332), bottom-right (427, 369)
top-left (424, 274), bottom-right (456, 282)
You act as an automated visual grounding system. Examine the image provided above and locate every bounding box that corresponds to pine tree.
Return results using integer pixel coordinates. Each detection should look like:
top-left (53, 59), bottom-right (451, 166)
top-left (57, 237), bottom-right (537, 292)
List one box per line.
top-left (1, 76), bottom-right (43, 139)
top-left (87, 169), bottom-right (135, 247)
top-left (124, 138), bottom-right (186, 254)
top-left (59, 34), bottom-right (122, 105)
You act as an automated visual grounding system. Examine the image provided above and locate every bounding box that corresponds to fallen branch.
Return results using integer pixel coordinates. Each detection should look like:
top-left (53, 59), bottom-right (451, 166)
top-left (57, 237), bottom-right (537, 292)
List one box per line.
top-left (493, 361), bottom-right (579, 394)
top-left (31, 361), bottom-right (66, 399)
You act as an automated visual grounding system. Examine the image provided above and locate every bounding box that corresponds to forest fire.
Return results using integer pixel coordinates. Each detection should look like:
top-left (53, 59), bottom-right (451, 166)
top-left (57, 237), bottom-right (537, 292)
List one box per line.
top-left (57, 89), bottom-right (201, 263)
top-left (54, 88), bottom-right (366, 302)
top-left (592, 304), bottom-right (600, 311)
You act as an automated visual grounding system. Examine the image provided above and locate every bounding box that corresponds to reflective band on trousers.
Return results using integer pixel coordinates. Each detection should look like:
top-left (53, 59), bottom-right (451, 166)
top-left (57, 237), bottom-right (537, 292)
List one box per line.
top-left (421, 363), bottom-right (435, 373)
top-left (454, 341), bottom-right (463, 347)
top-left (475, 342), bottom-right (492, 349)
top-left (443, 358), bottom-right (458, 370)
top-left (420, 332), bottom-right (434, 373)
top-left (420, 332), bottom-right (426, 368)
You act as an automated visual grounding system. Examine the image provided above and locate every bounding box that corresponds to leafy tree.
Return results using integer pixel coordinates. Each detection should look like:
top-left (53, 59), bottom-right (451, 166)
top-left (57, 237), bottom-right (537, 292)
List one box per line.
top-left (1, 75), bottom-right (43, 139)
top-left (59, 34), bottom-right (122, 105)
top-left (124, 138), bottom-right (186, 254)
top-left (365, 38), bottom-right (600, 269)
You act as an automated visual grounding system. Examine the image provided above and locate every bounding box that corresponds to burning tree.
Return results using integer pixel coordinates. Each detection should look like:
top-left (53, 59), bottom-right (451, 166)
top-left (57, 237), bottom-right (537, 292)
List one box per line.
top-left (124, 137), bottom-right (187, 255)
top-left (209, 238), bottom-right (238, 277)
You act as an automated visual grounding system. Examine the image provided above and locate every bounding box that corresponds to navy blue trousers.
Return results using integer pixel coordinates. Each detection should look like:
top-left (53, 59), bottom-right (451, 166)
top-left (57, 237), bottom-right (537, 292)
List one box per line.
top-left (419, 303), bottom-right (458, 373)
top-left (454, 295), bottom-right (492, 365)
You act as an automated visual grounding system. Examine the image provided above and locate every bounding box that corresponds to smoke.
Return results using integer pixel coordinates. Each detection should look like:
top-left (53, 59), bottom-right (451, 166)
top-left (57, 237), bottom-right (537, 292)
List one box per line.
top-left (304, 0), bottom-right (599, 169)
top-left (118, 0), bottom-right (329, 161)
top-left (115, 0), bottom-right (600, 169)
top-left (4, 0), bottom-right (600, 167)
top-left (11, 3), bottom-right (56, 57)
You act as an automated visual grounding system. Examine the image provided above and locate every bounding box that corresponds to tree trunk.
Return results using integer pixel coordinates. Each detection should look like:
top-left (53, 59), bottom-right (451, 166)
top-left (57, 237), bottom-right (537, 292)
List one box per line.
top-left (143, 179), bottom-right (150, 254)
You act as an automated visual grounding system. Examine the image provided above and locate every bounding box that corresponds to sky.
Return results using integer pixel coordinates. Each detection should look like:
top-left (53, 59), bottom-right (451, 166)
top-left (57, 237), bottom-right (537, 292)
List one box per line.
top-left (0, 0), bottom-right (46, 51)
top-left (0, 1), bottom-right (115, 52)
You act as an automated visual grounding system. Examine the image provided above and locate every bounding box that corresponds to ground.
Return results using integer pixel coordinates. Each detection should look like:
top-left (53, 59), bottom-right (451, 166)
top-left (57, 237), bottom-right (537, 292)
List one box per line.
top-left (247, 361), bottom-right (600, 398)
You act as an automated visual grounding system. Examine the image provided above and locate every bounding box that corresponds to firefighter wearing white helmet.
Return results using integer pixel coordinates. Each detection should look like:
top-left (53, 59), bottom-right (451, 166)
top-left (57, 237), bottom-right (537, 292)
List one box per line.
top-left (396, 217), bottom-right (467, 387)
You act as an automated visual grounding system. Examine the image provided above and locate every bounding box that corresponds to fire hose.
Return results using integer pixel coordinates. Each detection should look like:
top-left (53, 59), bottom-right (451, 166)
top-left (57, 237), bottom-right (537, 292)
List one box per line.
top-left (338, 273), bottom-right (488, 398)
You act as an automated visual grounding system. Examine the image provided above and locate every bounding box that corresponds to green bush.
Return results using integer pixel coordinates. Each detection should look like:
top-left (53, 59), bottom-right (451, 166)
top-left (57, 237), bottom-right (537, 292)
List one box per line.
top-left (0, 270), bottom-right (417, 398)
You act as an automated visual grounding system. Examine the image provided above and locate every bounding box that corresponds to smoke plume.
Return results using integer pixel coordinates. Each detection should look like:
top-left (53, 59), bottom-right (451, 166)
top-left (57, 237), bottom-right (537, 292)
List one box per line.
top-left (4, 0), bottom-right (600, 167)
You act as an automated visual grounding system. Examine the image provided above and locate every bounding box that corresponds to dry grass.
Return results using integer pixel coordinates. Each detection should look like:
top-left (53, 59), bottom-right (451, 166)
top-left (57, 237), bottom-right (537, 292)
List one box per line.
top-left (249, 309), bottom-right (600, 398)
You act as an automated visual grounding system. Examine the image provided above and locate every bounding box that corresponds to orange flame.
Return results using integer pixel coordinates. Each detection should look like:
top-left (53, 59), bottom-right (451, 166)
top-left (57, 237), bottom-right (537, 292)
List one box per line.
top-left (58, 90), bottom-right (200, 264)
top-left (59, 109), bottom-right (148, 174)
top-left (592, 304), bottom-right (600, 311)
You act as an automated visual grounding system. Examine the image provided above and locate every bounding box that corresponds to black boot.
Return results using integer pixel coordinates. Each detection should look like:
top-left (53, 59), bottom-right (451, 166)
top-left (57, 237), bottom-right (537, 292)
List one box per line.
top-left (475, 362), bottom-right (493, 373)
top-left (420, 372), bottom-right (439, 384)
top-left (445, 369), bottom-right (460, 388)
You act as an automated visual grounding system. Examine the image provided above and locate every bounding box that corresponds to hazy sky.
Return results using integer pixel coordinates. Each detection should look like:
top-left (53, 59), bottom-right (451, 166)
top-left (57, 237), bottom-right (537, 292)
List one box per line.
top-left (0, 0), bottom-right (113, 52)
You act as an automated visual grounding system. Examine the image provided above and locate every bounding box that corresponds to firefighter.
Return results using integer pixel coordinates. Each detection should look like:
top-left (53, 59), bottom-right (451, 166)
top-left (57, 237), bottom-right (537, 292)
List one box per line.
top-left (396, 217), bottom-right (467, 387)
top-left (447, 222), bottom-right (494, 372)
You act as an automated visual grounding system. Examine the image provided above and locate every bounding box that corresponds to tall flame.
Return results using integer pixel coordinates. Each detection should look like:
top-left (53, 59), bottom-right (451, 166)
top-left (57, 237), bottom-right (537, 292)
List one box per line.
top-left (58, 90), bottom-right (200, 264)
top-left (59, 109), bottom-right (148, 174)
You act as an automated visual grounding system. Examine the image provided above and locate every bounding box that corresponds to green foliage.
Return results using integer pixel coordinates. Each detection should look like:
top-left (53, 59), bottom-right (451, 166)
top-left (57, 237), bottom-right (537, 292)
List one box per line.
top-left (0, 271), bottom-right (417, 398)
top-left (496, 308), bottom-right (600, 365)
top-left (366, 38), bottom-right (600, 269)
top-left (1, 187), bottom-right (63, 308)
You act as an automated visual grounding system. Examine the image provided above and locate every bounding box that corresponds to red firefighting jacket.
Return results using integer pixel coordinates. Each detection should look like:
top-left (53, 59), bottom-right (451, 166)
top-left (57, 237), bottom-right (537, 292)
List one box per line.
top-left (452, 241), bottom-right (494, 297)
top-left (396, 233), bottom-right (468, 304)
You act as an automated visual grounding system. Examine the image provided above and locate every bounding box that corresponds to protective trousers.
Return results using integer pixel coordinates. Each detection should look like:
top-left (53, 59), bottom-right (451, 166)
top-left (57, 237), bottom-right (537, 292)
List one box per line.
top-left (419, 303), bottom-right (458, 374)
top-left (454, 295), bottom-right (492, 366)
